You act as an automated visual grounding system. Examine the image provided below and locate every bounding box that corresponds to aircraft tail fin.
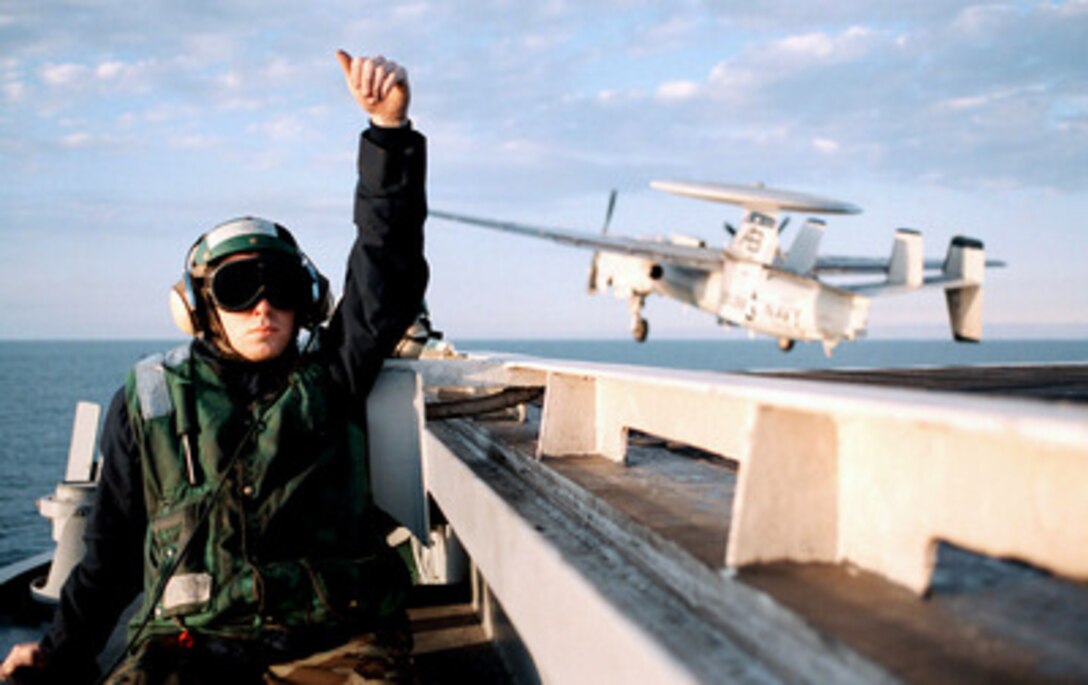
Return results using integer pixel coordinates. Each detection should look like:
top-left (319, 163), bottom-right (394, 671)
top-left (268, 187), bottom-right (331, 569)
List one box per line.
top-left (781, 219), bottom-right (825, 274)
top-left (730, 210), bottom-right (780, 265)
top-left (943, 236), bottom-right (986, 342)
top-left (888, 229), bottom-right (924, 288)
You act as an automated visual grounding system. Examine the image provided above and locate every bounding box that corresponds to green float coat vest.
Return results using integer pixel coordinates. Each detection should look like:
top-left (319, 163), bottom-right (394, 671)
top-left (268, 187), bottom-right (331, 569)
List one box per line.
top-left (124, 345), bottom-right (407, 641)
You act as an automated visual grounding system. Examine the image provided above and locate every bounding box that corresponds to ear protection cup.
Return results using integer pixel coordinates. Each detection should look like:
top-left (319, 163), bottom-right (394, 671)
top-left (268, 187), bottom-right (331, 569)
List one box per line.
top-left (299, 257), bottom-right (334, 328)
top-left (169, 274), bottom-right (203, 336)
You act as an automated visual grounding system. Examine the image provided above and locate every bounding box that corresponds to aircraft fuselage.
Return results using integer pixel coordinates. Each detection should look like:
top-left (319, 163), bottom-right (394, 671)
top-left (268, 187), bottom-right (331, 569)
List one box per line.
top-left (646, 259), bottom-right (869, 346)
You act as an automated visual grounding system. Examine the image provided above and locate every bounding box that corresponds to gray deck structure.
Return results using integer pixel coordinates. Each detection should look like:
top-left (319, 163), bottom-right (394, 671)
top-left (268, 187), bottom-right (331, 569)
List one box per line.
top-left (407, 359), bottom-right (1088, 683)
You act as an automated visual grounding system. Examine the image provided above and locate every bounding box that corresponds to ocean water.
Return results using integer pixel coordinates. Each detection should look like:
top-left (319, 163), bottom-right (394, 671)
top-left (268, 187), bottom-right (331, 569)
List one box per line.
top-left (1, 337), bottom-right (1085, 567)
top-left (0, 340), bottom-right (180, 568)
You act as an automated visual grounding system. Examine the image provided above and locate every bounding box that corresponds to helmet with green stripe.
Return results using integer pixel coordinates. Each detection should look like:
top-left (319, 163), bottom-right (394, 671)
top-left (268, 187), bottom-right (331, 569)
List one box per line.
top-left (170, 217), bottom-right (331, 339)
top-left (186, 217), bottom-right (302, 276)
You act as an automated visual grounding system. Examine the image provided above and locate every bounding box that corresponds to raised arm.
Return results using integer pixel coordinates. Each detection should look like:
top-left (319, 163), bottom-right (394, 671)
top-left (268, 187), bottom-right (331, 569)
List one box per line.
top-left (325, 51), bottom-right (429, 403)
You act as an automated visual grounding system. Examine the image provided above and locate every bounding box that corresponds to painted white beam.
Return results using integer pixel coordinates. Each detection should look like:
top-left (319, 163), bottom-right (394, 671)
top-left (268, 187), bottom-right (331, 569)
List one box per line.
top-left (407, 356), bottom-right (1088, 595)
top-left (422, 428), bottom-right (717, 684)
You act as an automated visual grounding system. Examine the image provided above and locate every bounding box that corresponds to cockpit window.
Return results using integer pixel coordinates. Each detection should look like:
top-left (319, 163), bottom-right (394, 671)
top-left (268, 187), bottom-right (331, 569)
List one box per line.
top-left (746, 211), bottom-right (776, 228)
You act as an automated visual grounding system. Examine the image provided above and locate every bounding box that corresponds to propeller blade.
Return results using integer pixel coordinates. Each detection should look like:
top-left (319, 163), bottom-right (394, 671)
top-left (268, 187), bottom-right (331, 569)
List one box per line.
top-left (602, 189), bottom-right (618, 235)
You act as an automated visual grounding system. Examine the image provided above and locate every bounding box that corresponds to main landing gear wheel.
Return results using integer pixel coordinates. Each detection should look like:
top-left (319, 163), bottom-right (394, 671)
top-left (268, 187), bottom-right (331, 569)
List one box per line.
top-left (633, 317), bottom-right (649, 343)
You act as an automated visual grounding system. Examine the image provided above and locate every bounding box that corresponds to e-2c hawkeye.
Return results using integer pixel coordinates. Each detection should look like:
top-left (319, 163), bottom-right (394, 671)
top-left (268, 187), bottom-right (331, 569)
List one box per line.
top-left (431, 180), bottom-right (1005, 354)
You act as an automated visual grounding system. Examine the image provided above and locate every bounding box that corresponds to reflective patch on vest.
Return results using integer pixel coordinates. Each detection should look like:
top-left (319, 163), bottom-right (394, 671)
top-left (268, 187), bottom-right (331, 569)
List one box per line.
top-left (134, 345), bottom-right (190, 420)
top-left (163, 344), bottom-right (191, 368)
top-left (163, 572), bottom-right (213, 612)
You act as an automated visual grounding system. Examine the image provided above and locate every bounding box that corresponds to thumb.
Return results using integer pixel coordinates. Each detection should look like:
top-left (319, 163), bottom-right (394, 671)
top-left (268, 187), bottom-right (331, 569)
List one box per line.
top-left (335, 49), bottom-right (352, 77)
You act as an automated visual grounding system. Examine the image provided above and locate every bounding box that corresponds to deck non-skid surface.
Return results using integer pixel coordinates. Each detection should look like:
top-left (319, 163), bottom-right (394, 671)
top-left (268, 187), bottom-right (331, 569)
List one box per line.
top-left (741, 553), bottom-right (1088, 684)
top-left (543, 436), bottom-right (736, 568)
top-left (541, 443), bottom-right (1088, 682)
top-left (468, 364), bottom-right (1088, 683)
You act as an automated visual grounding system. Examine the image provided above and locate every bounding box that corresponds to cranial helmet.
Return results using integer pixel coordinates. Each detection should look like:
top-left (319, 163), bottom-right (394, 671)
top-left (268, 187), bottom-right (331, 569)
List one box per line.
top-left (169, 217), bottom-right (332, 338)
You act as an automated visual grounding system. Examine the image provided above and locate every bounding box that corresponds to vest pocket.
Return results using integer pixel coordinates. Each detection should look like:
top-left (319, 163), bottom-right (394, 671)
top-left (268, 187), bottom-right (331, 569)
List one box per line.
top-left (149, 503), bottom-right (213, 616)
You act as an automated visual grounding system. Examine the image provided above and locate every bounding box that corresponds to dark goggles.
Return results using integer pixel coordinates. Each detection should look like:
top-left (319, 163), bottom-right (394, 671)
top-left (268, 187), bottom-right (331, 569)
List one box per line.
top-left (207, 254), bottom-right (310, 313)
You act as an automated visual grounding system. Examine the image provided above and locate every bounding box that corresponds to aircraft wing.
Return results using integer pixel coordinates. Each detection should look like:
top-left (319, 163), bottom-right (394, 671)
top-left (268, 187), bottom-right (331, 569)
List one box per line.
top-left (811, 256), bottom-right (899, 274)
top-left (812, 256), bottom-right (1006, 275)
top-left (431, 209), bottom-right (724, 271)
top-left (845, 273), bottom-right (983, 297)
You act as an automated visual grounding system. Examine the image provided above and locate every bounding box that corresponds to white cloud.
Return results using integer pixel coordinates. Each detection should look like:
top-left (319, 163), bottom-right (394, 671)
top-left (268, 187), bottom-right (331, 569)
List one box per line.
top-left (247, 115), bottom-right (316, 142)
top-left (499, 137), bottom-right (549, 163)
top-left (952, 3), bottom-right (1016, 35)
top-left (631, 15), bottom-right (699, 56)
top-left (655, 80), bottom-right (700, 102)
top-left (38, 58), bottom-right (155, 93)
top-left (595, 88), bottom-right (625, 104)
top-left (217, 71), bottom-right (242, 90)
top-left (938, 94), bottom-right (991, 111)
top-left (812, 137), bottom-right (840, 153)
top-left (57, 129), bottom-right (130, 149)
top-left (392, 1), bottom-right (431, 20)
top-left (767, 25), bottom-right (879, 66)
top-left (775, 31), bottom-right (838, 60)
top-left (61, 132), bottom-right (94, 147)
top-left (97, 59), bottom-right (155, 90)
top-left (95, 61), bottom-right (125, 79)
top-left (260, 58), bottom-right (305, 85)
top-left (2, 81), bottom-right (24, 102)
top-left (1058, 0), bottom-right (1088, 15)
top-left (40, 62), bottom-right (87, 87)
top-left (523, 32), bottom-right (566, 51)
top-left (707, 63), bottom-right (759, 91)
top-left (702, 25), bottom-right (884, 108)
top-left (168, 134), bottom-right (222, 149)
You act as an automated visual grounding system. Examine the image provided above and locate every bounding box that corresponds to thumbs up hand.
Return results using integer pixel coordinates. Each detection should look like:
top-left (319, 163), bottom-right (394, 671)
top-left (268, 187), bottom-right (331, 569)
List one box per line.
top-left (336, 50), bottom-right (410, 128)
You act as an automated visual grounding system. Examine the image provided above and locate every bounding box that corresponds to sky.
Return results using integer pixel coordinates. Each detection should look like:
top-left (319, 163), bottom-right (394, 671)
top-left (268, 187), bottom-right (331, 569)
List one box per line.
top-left (1, 0), bottom-right (1087, 342)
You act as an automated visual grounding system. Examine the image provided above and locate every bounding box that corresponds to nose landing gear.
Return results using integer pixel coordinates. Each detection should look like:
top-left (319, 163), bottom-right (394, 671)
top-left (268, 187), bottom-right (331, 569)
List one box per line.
top-left (630, 295), bottom-right (649, 343)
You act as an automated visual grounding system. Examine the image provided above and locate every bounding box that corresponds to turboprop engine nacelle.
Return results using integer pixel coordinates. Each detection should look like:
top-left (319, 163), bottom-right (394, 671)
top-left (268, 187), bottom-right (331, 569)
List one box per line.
top-left (592, 251), bottom-right (658, 298)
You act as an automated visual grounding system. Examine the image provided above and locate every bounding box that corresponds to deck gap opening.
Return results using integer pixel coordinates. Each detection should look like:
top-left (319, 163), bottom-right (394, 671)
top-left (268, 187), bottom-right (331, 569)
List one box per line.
top-left (929, 540), bottom-right (1053, 596)
top-left (926, 540), bottom-right (1088, 671)
top-left (626, 429), bottom-right (740, 471)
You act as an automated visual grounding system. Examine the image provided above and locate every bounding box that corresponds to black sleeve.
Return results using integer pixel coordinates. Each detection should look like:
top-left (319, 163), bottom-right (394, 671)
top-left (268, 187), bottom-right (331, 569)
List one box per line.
top-left (324, 124), bottom-right (429, 404)
top-left (38, 388), bottom-right (146, 679)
